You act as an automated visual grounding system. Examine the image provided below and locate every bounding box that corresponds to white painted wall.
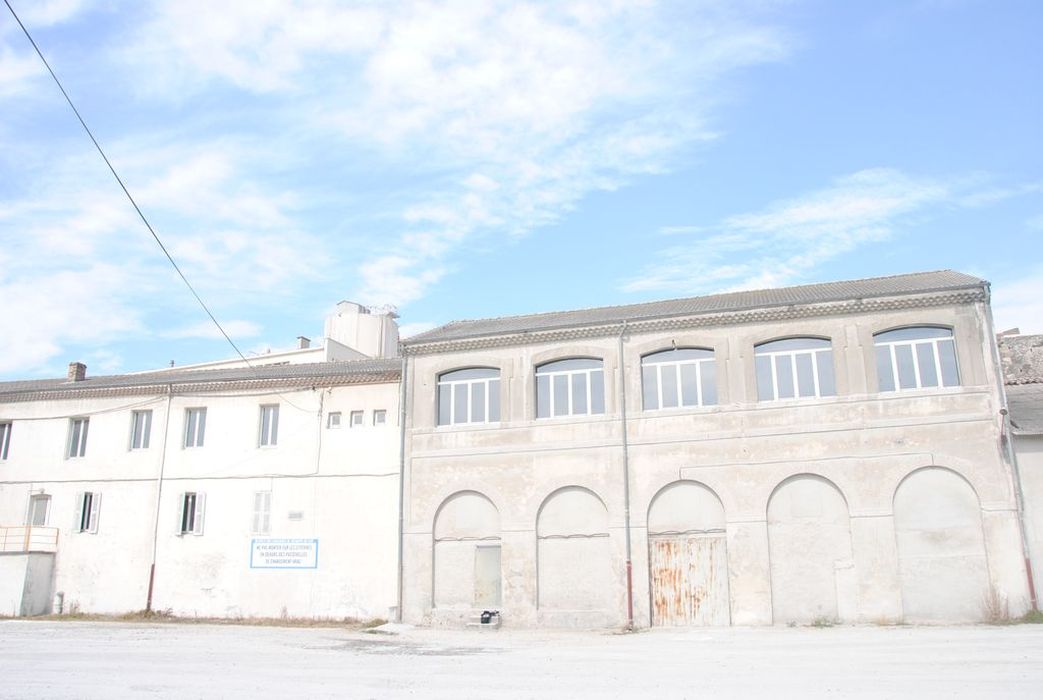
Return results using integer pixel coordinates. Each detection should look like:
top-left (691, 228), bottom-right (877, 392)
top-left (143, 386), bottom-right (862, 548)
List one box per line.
top-left (0, 380), bottom-right (400, 620)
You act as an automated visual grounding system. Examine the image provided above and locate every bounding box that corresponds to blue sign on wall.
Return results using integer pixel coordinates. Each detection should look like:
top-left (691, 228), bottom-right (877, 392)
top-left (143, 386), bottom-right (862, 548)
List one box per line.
top-left (250, 538), bottom-right (319, 569)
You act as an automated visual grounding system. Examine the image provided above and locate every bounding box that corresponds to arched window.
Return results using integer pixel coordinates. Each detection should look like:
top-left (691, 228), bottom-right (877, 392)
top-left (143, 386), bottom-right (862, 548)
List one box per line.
top-left (874, 327), bottom-right (959, 391)
top-left (437, 368), bottom-right (500, 426)
top-left (536, 358), bottom-right (604, 418)
top-left (755, 337), bottom-right (835, 401)
top-left (641, 348), bottom-right (717, 410)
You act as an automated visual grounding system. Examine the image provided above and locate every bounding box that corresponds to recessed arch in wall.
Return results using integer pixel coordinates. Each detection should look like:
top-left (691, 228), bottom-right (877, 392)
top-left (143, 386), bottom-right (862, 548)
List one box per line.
top-left (646, 480), bottom-right (730, 626)
top-left (892, 466), bottom-right (989, 622)
top-left (432, 490), bottom-right (501, 609)
top-left (766, 474), bottom-right (853, 625)
top-left (536, 486), bottom-right (610, 612)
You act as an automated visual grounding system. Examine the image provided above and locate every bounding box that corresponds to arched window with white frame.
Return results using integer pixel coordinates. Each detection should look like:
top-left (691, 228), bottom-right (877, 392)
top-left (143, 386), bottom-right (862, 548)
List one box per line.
top-left (755, 337), bottom-right (836, 401)
top-left (874, 326), bottom-right (959, 391)
top-left (437, 368), bottom-right (501, 426)
top-left (641, 348), bottom-right (717, 410)
top-left (536, 358), bottom-right (605, 418)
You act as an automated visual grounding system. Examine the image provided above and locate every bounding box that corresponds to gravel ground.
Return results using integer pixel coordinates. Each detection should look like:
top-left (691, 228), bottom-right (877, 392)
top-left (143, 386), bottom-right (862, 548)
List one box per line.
top-left (1, 620), bottom-right (1040, 699)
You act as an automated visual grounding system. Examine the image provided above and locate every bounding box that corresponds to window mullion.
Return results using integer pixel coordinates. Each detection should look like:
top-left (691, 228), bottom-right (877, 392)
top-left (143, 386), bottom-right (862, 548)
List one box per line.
top-left (811, 350), bottom-right (821, 397)
top-left (790, 352), bottom-right (799, 398)
top-left (465, 380), bottom-right (473, 424)
top-left (931, 339), bottom-right (944, 387)
top-left (910, 341), bottom-right (923, 388)
top-left (586, 370), bottom-right (592, 415)
top-left (889, 343), bottom-right (899, 389)
top-left (656, 365), bottom-right (664, 410)
top-left (770, 356), bottom-right (779, 400)
top-left (694, 361), bottom-right (702, 407)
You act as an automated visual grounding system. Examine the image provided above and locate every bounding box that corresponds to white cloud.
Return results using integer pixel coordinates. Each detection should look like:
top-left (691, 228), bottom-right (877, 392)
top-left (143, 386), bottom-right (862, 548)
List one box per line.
top-left (0, 134), bottom-right (319, 375)
top-left (164, 319), bottom-right (263, 341)
top-left (992, 268), bottom-right (1043, 335)
top-left (123, 1), bottom-right (791, 308)
top-left (398, 321), bottom-right (437, 339)
top-left (623, 168), bottom-right (972, 294)
top-left (0, 265), bottom-right (141, 374)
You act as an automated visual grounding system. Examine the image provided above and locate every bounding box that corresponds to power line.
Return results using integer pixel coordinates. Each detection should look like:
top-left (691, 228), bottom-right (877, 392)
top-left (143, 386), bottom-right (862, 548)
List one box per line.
top-left (3, 1), bottom-right (311, 411)
top-left (4, 0), bottom-right (250, 365)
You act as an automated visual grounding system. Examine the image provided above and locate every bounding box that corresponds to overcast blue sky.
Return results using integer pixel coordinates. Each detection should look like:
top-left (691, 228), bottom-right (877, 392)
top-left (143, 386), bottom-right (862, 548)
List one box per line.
top-left (1, 0), bottom-right (1040, 378)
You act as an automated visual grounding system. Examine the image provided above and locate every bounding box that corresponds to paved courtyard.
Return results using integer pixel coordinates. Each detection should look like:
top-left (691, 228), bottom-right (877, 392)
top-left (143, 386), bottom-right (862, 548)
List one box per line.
top-left (1, 620), bottom-right (1041, 698)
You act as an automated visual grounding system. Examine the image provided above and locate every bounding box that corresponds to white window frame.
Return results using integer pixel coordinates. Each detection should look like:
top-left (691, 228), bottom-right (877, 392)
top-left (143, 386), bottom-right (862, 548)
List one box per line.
top-left (74, 491), bottom-right (101, 534)
top-left (535, 359), bottom-right (605, 418)
top-left (874, 326), bottom-right (960, 391)
top-left (641, 348), bottom-right (716, 411)
top-left (373, 409), bottom-right (387, 426)
top-left (327, 412), bottom-right (342, 429)
top-left (755, 338), bottom-right (835, 402)
top-left (184, 408), bottom-right (207, 448)
top-left (349, 410), bottom-right (364, 427)
top-left (178, 491), bottom-right (205, 536)
top-left (252, 490), bottom-right (271, 535)
top-left (67, 417), bottom-right (89, 458)
top-left (0, 421), bottom-right (10, 460)
top-left (130, 410), bottom-right (152, 450)
top-left (258, 404), bottom-right (280, 447)
top-left (437, 368), bottom-right (501, 426)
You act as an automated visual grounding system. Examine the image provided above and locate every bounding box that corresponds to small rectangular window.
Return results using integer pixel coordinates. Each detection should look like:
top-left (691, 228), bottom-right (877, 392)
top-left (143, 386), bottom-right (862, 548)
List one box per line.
top-left (130, 410), bottom-right (152, 450)
top-left (259, 404), bottom-right (279, 447)
top-left (0, 421), bottom-right (10, 460)
top-left (252, 491), bottom-right (271, 534)
top-left (350, 410), bottom-right (364, 427)
top-left (184, 408), bottom-right (207, 448)
top-left (178, 492), bottom-right (205, 535)
top-left (75, 491), bottom-right (101, 534)
top-left (67, 418), bottom-right (89, 458)
top-left (373, 409), bottom-right (387, 426)
top-left (327, 412), bottom-right (342, 429)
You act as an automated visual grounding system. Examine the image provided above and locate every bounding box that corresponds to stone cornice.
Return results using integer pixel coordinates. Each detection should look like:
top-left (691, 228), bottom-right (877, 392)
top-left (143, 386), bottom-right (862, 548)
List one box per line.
top-left (403, 290), bottom-right (986, 356)
top-left (0, 372), bottom-right (401, 404)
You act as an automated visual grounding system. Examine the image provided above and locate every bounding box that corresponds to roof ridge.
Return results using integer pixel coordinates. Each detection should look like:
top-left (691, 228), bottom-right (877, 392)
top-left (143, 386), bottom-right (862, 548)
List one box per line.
top-left (404, 269), bottom-right (982, 343)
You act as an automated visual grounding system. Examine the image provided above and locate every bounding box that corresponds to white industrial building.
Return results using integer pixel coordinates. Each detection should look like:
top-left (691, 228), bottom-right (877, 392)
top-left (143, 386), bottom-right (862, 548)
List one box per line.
top-left (2, 270), bottom-right (1040, 628)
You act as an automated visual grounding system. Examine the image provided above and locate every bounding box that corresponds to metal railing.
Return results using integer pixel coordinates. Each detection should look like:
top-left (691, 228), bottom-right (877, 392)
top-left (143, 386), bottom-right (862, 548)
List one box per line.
top-left (0, 526), bottom-right (60, 553)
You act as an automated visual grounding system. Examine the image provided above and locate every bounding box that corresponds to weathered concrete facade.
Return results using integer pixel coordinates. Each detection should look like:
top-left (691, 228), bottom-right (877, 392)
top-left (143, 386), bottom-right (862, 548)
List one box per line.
top-left (2, 273), bottom-right (1037, 627)
top-left (400, 271), bottom-right (1033, 628)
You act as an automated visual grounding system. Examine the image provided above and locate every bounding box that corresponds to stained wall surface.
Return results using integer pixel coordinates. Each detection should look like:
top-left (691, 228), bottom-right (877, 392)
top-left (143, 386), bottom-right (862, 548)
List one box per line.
top-left (402, 299), bottom-right (1032, 628)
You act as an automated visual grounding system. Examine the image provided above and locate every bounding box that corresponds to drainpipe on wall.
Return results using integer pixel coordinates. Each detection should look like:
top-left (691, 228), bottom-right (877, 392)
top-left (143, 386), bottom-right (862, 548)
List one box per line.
top-left (983, 287), bottom-right (1038, 611)
top-left (395, 355), bottom-right (409, 623)
top-left (618, 321), bottom-right (635, 631)
top-left (146, 384), bottom-right (174, 612)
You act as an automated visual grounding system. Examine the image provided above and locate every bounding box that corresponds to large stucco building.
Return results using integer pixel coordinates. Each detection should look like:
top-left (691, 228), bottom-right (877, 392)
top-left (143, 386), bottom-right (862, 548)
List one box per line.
top-left (1, 270), bottom-right (1038, 627)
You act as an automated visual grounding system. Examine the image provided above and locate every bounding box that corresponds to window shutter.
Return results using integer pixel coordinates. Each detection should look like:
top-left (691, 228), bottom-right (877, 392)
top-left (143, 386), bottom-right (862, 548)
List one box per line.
top-left (177, 492), bottom-right (186, 534)
top-left (89, 492), bottom-right (101, 534)
top-left (73, 492), bottom-right (85, 532)
top-left (193, 492), bottom-right (206, 535)
top-left (261, 491), bottom-right (271, 534)
top-left (252, 492), bottom-right (262, 533)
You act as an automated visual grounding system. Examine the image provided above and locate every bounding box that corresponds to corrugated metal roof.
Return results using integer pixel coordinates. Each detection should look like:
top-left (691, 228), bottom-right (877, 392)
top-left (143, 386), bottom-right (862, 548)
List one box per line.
top-left (1008, 383), bottom-right (1043, 435)
top-left (404, 270), bottom-right (986, 345)
top-left (0, 358), bottom-right (401, 399)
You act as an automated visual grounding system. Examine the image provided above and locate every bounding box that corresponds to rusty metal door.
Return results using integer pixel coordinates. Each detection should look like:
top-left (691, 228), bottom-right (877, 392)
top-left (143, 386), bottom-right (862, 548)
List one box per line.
top-left (649, 533), bottom-right (730, 626)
